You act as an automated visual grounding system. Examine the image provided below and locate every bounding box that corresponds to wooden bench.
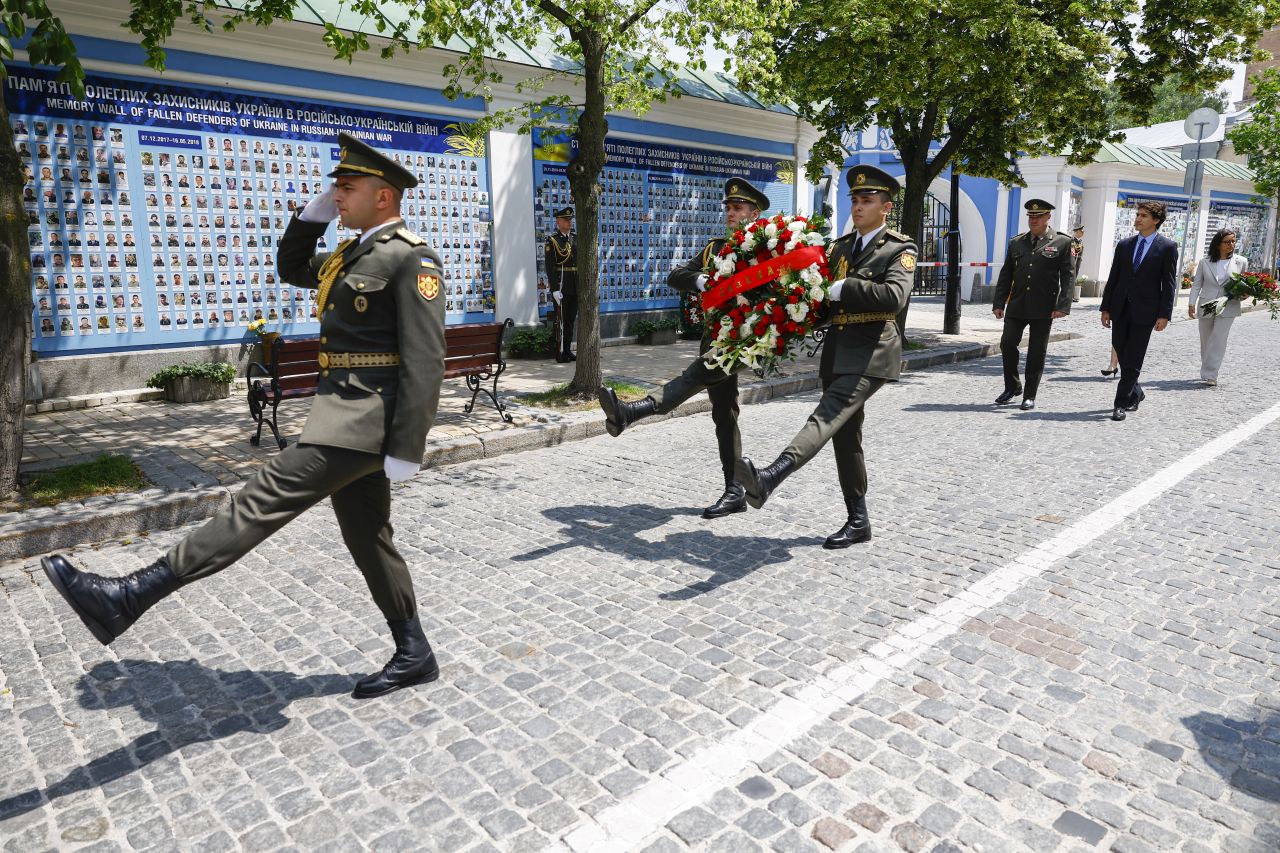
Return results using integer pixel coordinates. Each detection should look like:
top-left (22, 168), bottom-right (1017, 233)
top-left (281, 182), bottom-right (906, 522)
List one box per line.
top-left (247, 318), bottom-right (514, 449)
top-left (247, 336), bottom-right (321, 450)
top-left (445, 318), bottom-right (514, 424)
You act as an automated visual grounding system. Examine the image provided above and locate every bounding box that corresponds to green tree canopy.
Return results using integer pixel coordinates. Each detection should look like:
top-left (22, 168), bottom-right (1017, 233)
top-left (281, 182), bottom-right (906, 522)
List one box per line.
top-left (1228, 68), bottom-right (1280, 201)
top-left (1107, 74), bottom-right (1232, 131)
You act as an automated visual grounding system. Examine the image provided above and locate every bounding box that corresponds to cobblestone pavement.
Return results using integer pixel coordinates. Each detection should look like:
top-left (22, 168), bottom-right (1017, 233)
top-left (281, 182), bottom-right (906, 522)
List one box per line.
top-left (2, 304), bottom-right (1277, 852)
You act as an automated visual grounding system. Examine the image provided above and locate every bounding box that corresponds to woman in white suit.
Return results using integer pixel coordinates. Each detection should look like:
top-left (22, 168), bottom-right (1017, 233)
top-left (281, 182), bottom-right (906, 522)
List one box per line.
top-left (1187, 229), bottom-right (1247, 386)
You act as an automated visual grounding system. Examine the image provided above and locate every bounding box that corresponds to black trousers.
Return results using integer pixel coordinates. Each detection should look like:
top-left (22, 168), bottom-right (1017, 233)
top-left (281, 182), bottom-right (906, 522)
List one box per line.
top-left (1111, 309), bottom-right (1156, 408)
top-left (653, 355), bottom-right (742, 483)
top-left (556, 293), bottom-right (578, 357)
top-left (1000, 317), bottom-right (1053, 399)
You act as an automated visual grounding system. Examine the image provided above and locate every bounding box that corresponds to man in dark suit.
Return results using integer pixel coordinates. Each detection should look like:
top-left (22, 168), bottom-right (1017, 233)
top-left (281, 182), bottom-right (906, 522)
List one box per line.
top-left (1100, 200), bottom-right (1177, 422)
top-left (736, 165), bottom-right (916, 548)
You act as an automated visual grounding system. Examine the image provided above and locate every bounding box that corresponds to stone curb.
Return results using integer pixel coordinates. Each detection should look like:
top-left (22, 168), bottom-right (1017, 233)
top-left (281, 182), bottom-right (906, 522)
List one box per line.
top-left (1, 332), bottom-right (1075, 564)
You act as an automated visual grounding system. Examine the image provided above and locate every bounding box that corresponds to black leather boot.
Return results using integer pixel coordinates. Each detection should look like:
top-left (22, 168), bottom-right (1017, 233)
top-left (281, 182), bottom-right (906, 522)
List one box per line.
top-left (597, 387), bottom-right (657, 437)
top-left (735, 455), bottom-right (796, 510)
top-left (352, 615), bottom-right (440, 699)
top-left (824, 496), bottom-right (872, 549)
top-left (702, 479), bottom-right (747, 519)
top-left (41, 554), bottom-right (182, 645)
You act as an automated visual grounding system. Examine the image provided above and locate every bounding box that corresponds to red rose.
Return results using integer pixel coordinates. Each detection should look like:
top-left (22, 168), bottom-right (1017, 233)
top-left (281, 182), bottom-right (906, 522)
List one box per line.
top-left (736, 260), bottom-right (749, 272)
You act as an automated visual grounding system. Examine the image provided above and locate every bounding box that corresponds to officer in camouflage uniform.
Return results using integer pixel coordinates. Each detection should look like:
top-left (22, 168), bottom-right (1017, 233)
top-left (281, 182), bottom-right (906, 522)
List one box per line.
top-left (992, 198), bottom-right (1074, 410)
top-left (597, 178), bottom-right (769, 519)
top-left (41, 133), bottom-right (447, 700)
top-left (736, 165), bottom-right (916, 549)
top-left (544, 206), bottom-right (578, 362)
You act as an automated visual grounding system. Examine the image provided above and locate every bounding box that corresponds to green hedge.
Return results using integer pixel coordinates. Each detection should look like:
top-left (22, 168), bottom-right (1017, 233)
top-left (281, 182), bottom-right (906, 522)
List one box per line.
top-left (146, 362), bottom-right (237, 389)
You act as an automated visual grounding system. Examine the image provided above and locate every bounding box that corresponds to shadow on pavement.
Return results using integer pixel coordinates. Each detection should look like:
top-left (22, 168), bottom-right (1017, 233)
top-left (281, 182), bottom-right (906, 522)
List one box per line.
top-left (1183, 710), bottom-right (1280, 804)
top-left (0, 659), bottom-right (352, 822)
top-left (512, 503), bottom-right (822, 598)
top-left (1016, 409), bottom-right (1118, 422)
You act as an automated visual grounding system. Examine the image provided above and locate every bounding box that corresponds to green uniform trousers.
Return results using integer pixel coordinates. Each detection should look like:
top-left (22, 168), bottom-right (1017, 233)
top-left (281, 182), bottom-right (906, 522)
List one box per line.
top-left (166, 444), bottom-right (416, 621)
top-left (781, 373), bottom-right (886, 501)
top-left (653, 355), bottom-right (742, 481)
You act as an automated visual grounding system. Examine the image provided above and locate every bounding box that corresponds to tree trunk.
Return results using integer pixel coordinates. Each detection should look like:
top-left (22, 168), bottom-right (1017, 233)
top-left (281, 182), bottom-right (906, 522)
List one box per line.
top-left (567, 29), bottom-right (607, 396)
top-left (895, 150), bottom-right (930, 347)
top-left (0, 97), bottom-right (32, 499)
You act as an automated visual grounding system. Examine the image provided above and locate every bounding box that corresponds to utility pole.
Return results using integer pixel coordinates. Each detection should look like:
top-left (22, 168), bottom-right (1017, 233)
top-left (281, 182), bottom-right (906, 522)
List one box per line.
top-left (944, 167), bottom-right (961, 335)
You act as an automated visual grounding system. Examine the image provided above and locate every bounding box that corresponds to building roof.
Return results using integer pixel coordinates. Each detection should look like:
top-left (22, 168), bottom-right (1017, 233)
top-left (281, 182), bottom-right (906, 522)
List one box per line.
top-left (1117, 107), bottom-right (1252, 150)
top-left (242, 0), bottom-right (793, 114)
top-left (1093, 141), bottom-right (1255, 181)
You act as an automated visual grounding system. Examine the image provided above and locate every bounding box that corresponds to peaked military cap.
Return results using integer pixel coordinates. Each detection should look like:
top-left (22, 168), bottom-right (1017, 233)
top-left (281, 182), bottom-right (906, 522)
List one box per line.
top-left (1023, 198), bottom-right (1055, 215)
top-left (846, 164), bottom-right (900, 196)
top-left (554, 206), bottom-right (574, 219)
top-left (328, 132), bottom-right (418, 191)
top-left (722, 177), bottom-right (769, 210)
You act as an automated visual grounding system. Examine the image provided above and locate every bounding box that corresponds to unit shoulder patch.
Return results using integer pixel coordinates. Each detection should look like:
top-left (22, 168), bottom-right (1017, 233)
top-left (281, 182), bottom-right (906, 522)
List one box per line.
top-left (417, 272), bottom-right (439, 301)
top-left (900, 252), bottom-right (917, 271)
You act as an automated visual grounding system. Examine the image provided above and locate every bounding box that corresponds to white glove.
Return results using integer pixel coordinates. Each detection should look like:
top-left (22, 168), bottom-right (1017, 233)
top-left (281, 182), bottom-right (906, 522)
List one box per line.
top-left (829, 279), bottom-right (845, 301)
top-left (695, 274), bottom-right (709, 292)
top-left (300, 186), bottom-right (339, 222)
top-left (553, 290), bottom-right (563, 303)
top-left (383, 456), bottom-right (420, 482)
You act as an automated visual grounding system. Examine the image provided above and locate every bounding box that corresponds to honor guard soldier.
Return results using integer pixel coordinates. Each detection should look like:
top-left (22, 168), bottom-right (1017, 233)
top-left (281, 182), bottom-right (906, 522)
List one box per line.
top-left (545, 207), bottom-right (578, 362)
top-left (40, 133), bottom-right (448, 700)
top-left (992, 198), bottom-right (1074, 410)
top-left (736, 165), bottom-right (916, 548)
top-left (1070, 219), bottom-right (1085, 301)
top-left (597, 177), bottom-right (770, 519)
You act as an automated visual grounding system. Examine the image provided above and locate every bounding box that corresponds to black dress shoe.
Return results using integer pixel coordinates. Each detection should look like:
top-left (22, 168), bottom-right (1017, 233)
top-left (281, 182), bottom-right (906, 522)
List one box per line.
top-left (995, 388), bottom-right (1022, 405)
top-left (702, 481), bottom-right (747, 519)
top-left (1124, 389), bottom-right (1146, 412)
top-left (1111, 407), bottom-right (1127, 421)
top-left (1020, 398), bottom-right (1035, 411)
top-left (555, 355), bottom-right (571, 363)
top-left (352, 615), bottom-right (440, 699)
top-left (566, 353), bottom-right (576, 361)
top-left (735, 455), bottom-right (796, 510)
top-left (41, 554), bottom-right (182, 645)
top-left (597, 387), bottom-right (657, 437)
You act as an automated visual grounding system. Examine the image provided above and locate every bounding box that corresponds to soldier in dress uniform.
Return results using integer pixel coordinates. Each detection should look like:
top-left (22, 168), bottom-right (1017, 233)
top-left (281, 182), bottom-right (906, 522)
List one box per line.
top-left (992, 199), bottom-right (1074, 410)
top-left (597, 177), bottom-right (769, 519)
top-left (735, 165), bottom-right (916, 549)
top-left (544, 207), bottom-right (578, 362)
top-left (40, 133), bottom-right (448, 700)
top-left (1070, 219), bottom-right (1084, 301)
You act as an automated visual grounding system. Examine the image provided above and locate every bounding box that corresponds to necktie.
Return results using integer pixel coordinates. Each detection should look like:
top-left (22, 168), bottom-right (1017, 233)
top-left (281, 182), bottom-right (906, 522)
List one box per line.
top-left (1133, 237), bottom-right (1148, 269)
top-left (852, 236), bottom-right (864, 257)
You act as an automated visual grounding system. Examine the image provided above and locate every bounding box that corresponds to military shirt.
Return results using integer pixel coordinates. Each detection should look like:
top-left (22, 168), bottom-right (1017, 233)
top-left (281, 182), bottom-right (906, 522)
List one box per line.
top-left (821, 228), bottom-right (917, 380)
top-left (277, 215), bottom-right (446, 462)
top-left (544, 232), bottom-right (577, 297)
top-left (994, 230), bottom-right (1074, 319)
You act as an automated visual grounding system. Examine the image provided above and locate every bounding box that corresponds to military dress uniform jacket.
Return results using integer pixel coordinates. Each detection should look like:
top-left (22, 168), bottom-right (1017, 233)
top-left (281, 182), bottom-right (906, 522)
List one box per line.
top-left (820, 229), bottom-right (917, 380)
top-left (993, 231), bottom-right (1074, 319)
top-left (544, 232), bottom-right (577, 297)
top-left (277, 216), bottom-right (446, 463)
top-left (669, 238), bottom-right (728, 353)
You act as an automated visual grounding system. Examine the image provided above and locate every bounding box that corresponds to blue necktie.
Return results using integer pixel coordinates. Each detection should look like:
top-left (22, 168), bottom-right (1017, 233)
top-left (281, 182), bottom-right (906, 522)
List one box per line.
top-left (1133, 237), bottom-right (1148, 269)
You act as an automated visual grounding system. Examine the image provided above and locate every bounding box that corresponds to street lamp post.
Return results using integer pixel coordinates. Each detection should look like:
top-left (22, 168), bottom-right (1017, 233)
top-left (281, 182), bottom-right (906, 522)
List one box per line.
top-left (944, 167), bottom-right (961, 335)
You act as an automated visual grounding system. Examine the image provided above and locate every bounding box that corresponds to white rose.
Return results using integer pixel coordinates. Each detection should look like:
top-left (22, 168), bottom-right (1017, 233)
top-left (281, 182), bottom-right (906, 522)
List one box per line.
top-left (799, 266), bottom-right (821, 286)
top-left (764, 222), bottom-right (778, 238)
top-left (809, 284), bottom-right (825, 302)
top-left (787, 220), bottom-right (805, 233)
top-left (767, 238), bottom-right (779, 251)
top-left (787, 302), bottom-right (809, 322)
top-left (735, 294), bottom-right (750, 306)
top-left (717, 257), bottom-right (737, 277)
top-left (806, 232), bottom-right (824, 246)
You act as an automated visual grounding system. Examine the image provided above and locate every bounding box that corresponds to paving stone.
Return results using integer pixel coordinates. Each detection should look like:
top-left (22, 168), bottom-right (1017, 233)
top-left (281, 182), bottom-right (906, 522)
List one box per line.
top-left (810, 818), bottom-right (856, 850)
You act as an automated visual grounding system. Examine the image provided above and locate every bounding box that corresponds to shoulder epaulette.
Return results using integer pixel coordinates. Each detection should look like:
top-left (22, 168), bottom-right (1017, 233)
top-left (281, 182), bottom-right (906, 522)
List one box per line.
top-left (394, 227), bottom-right (425, 246)
top-left (1012, 231), bottom-right (1028, 241)
top-left (833, 232), bottom-right (856, 243)
top-left (885, 228), bottom-right (910, 241)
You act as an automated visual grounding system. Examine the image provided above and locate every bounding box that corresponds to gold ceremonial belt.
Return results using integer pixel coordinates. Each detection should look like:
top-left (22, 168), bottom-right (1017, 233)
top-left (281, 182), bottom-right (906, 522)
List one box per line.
top-left (558, 266), bottom-right (577, 271)
top-left (317, 352), bottom-right (401, 369)
top-left (831, 312), bottom-right (897, 326)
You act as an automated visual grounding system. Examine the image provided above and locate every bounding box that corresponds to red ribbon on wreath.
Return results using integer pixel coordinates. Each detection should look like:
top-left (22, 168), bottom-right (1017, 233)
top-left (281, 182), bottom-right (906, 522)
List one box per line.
top-left (700, 245), bottom-right (828, 311)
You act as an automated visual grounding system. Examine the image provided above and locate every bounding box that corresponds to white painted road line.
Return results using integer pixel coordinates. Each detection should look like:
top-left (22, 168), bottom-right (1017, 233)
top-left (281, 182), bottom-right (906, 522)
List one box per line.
top-left (550, 400), bottom-right (1280, 852)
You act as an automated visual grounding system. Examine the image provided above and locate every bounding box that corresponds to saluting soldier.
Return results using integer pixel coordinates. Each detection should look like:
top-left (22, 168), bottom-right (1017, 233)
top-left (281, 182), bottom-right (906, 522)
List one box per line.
top-left (992, 198), bottom-right (1074, 410)
top-left (40, 133), bottom-right (448, 700)
top-left (597, 177), bottom-right (769, 519)
top-left (544, 207), bottom-right (578, 362)
top-left (736, 165), bottom-right (916, 549)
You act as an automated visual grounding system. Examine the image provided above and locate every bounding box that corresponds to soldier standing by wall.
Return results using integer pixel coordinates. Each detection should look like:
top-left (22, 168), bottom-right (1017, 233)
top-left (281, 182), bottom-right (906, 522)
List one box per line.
top-left (544, 207), bottom-right (578, 362)
top-left (40, 133), bottom-right (447, 700)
